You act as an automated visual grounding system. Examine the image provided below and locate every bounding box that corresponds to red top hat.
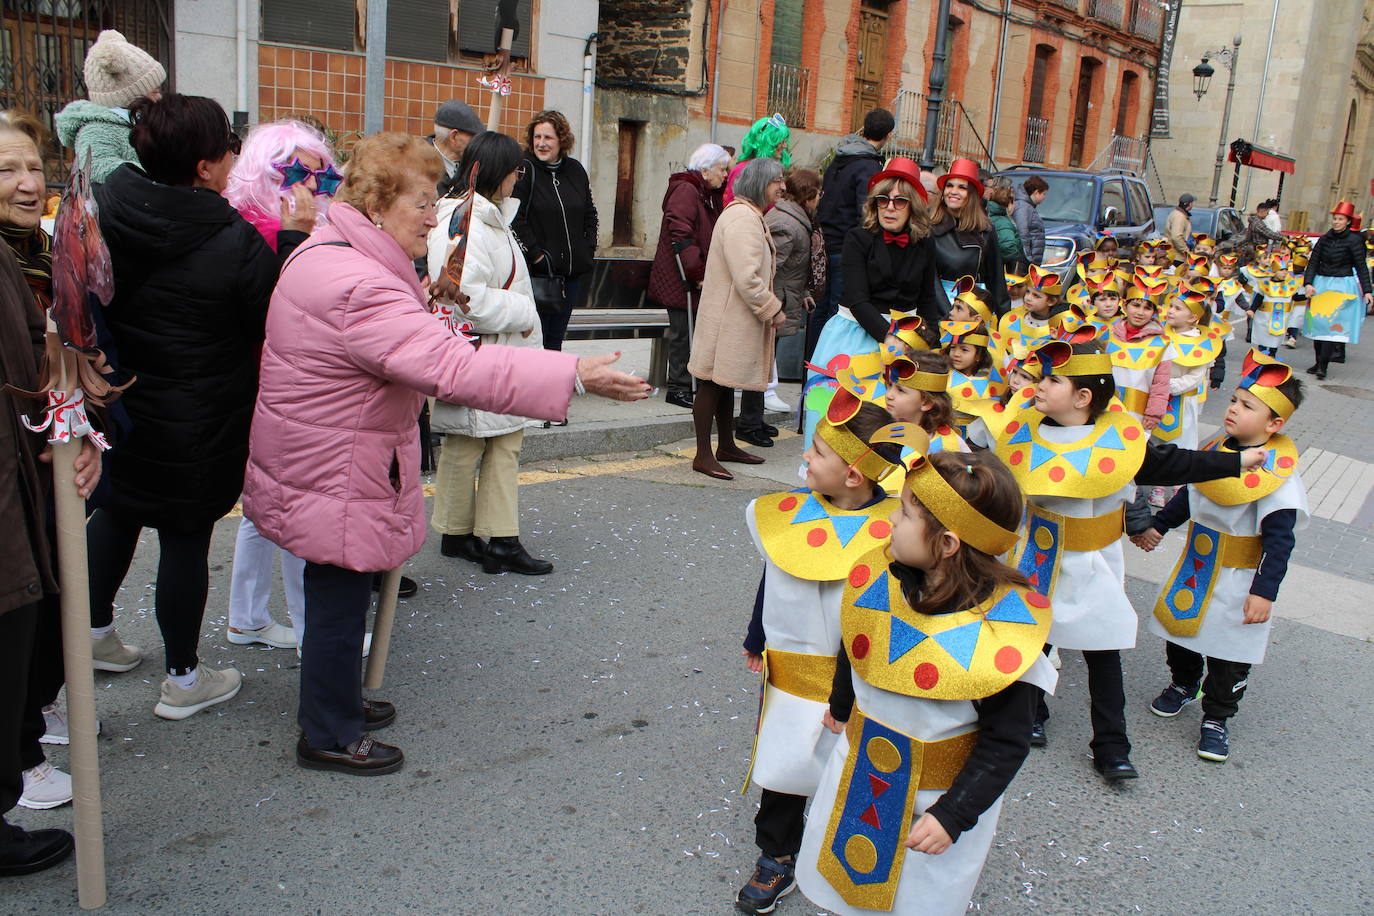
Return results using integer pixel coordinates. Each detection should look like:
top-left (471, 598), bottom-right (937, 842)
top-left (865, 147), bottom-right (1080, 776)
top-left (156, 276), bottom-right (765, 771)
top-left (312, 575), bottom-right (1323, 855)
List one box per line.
top-left (1332, 201), bottom-right (1357, 219)
top-left (936, 158), bottom-right (984, 198)
top-left (868, 156), bottom-right (928, 203)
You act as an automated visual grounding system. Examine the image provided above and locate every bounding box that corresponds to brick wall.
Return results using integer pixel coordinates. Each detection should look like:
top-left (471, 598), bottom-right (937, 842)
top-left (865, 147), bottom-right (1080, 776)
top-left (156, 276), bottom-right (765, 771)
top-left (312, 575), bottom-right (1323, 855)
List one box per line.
top-left (597, 0), bottom-right (694, 90)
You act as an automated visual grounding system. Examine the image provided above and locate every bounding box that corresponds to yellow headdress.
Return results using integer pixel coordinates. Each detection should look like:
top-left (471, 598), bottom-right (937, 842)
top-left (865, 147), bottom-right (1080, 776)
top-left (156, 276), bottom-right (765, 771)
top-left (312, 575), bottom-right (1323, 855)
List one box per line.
top-left (940, 319), bottom-right (990, 350)
top-left (1025, 263), bottom-right (1063, 296)
top-left (886, 353), bottom-right (950, 394)
top-left (1237, 348), bottom-right (1297, 420)
top-left (815, 385), bottom-right (902, 483)
top-left (1032, 338), bottom-right (1112, 377)
top-left (950, 276), bottom-right (996, 327)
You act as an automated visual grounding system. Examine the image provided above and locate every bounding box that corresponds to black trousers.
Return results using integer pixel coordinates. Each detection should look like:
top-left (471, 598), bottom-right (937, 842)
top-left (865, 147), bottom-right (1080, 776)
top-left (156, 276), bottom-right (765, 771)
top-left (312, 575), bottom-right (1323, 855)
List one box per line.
top-left (663, 307), bottom-right (693, 396)
top-left (738, 390), bottom-right (765, 435)
top-left (538, 275), bottom-right (585, 353)
top-left (1165, 642), bottom-right (1251, 720)
top-left (1036, 647), bottom-right (1130, 759)
top-left (755, 788), bottom-right (806, 858)
top-left (19, 595), bottom-right (62, 772)
top-left (1313, 339), bottom-right (1339, 370)
top-left (1209, 339), bottom-right (1227, 388)
top-left (0, 602), bottom-right (38, 839)
top-left (87, 508), bottom-right (215, 674)
top-left (299, 562), bottom-right (373, 750)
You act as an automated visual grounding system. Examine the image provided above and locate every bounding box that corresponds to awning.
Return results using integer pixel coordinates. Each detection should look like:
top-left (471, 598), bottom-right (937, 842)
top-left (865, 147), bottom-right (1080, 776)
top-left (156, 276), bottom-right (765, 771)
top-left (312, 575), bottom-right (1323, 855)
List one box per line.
top-left (1227, 140), bottom-right (1295, 174)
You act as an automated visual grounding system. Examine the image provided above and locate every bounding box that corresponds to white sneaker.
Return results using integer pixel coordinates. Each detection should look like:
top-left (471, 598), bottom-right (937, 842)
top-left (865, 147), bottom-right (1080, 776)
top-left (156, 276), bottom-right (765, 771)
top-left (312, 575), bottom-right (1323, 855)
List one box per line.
top-left (39, 704), bottom-right (102, 746)
top-left (92, 630), bottom-right (143, 672)
top-left (763, 393), bottom-right (791, 413)
top-left (19, 761), bottom-right (73, 810)
top-left (296, 632), bottom-right (373, 660)
top-left (153, 667), bottom-right (242, 720)
top-left (226, 622), bottom-right (298, 649)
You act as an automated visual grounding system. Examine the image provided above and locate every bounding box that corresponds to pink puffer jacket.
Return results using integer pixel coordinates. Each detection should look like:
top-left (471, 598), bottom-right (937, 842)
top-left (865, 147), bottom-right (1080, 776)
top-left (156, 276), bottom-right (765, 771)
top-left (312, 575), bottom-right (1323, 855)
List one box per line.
top-left (243, 203), bottom-right (578, 572)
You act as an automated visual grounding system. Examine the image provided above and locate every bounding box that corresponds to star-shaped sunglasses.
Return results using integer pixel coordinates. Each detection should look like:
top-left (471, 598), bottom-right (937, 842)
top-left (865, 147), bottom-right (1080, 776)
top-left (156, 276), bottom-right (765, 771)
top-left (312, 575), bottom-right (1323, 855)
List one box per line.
top-left (274, 157), bottom-right (343, 196)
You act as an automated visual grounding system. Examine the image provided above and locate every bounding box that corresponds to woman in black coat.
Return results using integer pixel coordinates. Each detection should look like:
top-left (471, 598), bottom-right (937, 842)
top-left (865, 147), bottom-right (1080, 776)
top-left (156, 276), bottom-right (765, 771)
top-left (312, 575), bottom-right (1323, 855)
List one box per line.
top-left (88, 94), bottom-right (277, 720)
top-left (1301, 201), bottom-right (1373, 378)
top-left (928, 158), bottom-right (1009, 316)
top-left (510, 109), bottom-right (598, 353)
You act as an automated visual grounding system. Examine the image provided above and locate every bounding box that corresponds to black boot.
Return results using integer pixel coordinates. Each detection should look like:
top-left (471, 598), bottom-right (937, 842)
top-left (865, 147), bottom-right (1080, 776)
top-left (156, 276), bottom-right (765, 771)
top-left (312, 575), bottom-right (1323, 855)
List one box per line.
top-left (483, 537), bottom-right (553, 575)
top-left (440, 533), bottom-right (487, 563)
top-left (1334, 342), bottom-right (1347, 363)
top-left (371, 573), bottom-right (417, 598)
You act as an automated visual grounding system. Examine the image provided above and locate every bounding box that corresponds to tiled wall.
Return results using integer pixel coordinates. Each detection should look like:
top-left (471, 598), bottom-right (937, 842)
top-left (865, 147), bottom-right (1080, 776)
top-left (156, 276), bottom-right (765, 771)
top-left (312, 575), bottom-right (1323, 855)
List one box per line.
top-left (257, 44), bottom-right (546, 154)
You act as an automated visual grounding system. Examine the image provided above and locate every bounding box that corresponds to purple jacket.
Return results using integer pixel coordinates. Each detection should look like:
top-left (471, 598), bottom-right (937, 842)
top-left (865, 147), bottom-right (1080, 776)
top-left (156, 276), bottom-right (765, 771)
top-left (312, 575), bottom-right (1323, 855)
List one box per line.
top-left (243, 203), bottom-right (578, 572)
top-left (647, 170), bottom-right (721, 310)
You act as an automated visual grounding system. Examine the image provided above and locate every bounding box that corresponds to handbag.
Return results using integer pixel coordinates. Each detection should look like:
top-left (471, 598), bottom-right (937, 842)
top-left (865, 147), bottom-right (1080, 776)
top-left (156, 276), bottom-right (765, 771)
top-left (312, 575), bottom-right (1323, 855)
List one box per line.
top-left (531, 273), bottom-right (566, 316)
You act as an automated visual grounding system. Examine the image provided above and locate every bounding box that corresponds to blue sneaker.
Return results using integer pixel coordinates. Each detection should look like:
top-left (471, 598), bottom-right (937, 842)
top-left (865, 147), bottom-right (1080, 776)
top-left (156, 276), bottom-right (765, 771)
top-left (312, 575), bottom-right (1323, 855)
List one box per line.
top-left (1198, 718), bottom-right (1230, 762)
top-left (1150, 682), bottom-right (1200, 717)
top-left (736, 854), bottom-right (796, 914)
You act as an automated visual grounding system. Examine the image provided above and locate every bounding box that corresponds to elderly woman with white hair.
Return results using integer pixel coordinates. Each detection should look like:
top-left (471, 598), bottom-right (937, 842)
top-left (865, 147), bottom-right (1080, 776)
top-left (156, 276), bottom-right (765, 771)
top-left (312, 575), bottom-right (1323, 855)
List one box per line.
top-left (687, 156), bottom-right (786, 480)
top-left (647, 142), bottom-right (731, 408)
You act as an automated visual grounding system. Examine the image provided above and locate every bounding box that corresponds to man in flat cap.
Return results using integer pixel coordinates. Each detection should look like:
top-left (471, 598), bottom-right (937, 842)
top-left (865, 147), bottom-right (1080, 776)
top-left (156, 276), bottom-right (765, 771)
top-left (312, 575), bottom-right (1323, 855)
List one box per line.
top-left (429, 99), bottom-right (484, 191)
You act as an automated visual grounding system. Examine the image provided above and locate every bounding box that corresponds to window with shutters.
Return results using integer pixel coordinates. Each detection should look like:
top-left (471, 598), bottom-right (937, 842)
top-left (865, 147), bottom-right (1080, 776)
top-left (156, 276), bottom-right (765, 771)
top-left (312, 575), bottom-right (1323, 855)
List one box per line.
top-left (767, 0), bottom-right (808, 128)
top-left (262, 0), bottom-right (357, 52)
top-left (770, 0), bottom-right (803, 67)
top-left (387, 0), bottom-right (448, 62)
top-left (457, 0), bottom-right (533, 60)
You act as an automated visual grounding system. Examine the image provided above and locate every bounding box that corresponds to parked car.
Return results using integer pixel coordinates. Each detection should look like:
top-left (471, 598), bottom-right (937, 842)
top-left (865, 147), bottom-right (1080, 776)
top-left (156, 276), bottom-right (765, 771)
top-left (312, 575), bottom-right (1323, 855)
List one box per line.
top-left (994, 167), bottom-right (1155, 276)
top-left (1152, 204), bottom-right (1245, 245)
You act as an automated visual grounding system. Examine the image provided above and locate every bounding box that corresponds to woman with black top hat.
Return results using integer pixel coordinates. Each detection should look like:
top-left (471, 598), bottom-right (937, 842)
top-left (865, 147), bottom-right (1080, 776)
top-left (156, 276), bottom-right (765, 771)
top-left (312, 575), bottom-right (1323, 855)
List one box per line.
top-left (1302, 200), bottom-right (1372, 379)
top-left (928, 157), bottom-right (1009, 317)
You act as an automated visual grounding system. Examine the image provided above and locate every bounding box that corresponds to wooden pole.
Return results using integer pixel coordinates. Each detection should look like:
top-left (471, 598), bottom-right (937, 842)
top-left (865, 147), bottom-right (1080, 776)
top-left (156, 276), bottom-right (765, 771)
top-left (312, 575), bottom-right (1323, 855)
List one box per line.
top-left (363, 567), bottom-right (402, 689)
top-left (485, 27), bottom-right (515, 132)
top-left (49, 328), bottom-right (106, 909)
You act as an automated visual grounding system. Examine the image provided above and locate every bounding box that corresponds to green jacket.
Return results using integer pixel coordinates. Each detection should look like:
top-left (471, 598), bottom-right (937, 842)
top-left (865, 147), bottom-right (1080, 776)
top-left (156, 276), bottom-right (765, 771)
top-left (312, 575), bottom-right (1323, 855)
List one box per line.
top-left (986, 200), bottom-right (1024, 265)
top-left (54, 100), bottom-right (140, 183)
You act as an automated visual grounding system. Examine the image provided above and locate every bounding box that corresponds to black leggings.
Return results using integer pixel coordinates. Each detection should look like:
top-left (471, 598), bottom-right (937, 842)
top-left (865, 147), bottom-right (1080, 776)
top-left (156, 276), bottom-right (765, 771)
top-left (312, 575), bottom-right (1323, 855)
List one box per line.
top-left (755, 789), bottom-right (807, 858)
top-left (1036, 646), bottom-right (1130, 759)
top-left (87, 508), bottom-right (215, 675)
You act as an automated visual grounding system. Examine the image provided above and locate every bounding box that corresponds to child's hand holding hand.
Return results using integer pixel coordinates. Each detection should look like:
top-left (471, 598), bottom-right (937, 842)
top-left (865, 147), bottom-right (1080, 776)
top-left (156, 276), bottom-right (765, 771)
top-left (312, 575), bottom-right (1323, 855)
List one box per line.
top-left (1142, 415), bottom-right (1160, 431)
top-left (821, 710), bottom-right (846, 735)
top-left (1131, 529), bottom-right (1162, 551)
top-left (1242, 594), bottom-right (1273, 624)
top-left (903, 813), bottom-right (952, 855)
top-left (743, 651), bottom-right (763, 673)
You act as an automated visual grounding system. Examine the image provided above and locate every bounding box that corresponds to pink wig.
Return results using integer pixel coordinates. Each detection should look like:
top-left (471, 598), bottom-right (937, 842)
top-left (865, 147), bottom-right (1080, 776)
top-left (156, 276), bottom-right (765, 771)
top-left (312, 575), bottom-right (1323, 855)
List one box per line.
top-left (224, 119), bottom-right (335, 227)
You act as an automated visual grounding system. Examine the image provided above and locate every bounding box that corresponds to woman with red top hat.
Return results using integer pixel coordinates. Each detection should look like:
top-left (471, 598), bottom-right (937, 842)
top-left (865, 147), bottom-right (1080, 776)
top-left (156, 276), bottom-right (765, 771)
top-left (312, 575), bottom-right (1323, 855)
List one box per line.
top-left (1302, 200), bottom-right (1372, 379)
top-left (801, 156), bottom-right (938, 446)
top-left (929, 157), bottom-right (1010, 317)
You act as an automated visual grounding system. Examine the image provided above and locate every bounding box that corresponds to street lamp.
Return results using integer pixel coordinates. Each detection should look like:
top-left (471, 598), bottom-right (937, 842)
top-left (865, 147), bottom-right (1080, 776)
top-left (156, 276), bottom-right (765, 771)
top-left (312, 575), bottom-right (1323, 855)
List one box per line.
top-left (1193, 35), bottom-right (1242, 206)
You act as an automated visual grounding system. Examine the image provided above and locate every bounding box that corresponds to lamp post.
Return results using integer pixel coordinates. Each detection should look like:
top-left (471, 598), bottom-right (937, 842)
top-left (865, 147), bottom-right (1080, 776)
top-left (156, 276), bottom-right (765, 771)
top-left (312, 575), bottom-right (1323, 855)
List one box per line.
top-left (920, 0), bottom-right (953, 171)
top-left (1194, 35), bottom-right (1242, 206)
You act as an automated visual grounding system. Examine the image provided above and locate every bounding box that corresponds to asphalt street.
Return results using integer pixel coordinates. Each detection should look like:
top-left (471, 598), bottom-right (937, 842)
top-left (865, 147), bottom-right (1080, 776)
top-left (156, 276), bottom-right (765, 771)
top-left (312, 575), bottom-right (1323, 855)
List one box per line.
top-left (10, 340), bottom-right (1374, 915)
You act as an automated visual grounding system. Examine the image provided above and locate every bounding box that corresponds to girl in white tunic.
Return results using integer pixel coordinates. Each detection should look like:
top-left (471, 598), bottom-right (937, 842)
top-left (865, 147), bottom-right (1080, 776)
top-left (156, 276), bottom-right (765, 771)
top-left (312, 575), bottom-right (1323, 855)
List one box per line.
top-left (1138, 349), bottom-right (1308, 763)
top-left (797, 436), bottom-right (1055, 916)
top-left (1242, 251), bottom-right (1301, 355)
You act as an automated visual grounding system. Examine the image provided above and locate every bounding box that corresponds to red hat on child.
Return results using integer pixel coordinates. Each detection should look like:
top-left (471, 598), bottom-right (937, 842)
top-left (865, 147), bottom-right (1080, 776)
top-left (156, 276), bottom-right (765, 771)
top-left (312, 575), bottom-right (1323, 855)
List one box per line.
top-left (936, 158), bottom-right (985, 198)
top-left (1332, 201), bottom-right (1357, 219)
top-left (868, 156), bottom-right (928, 203)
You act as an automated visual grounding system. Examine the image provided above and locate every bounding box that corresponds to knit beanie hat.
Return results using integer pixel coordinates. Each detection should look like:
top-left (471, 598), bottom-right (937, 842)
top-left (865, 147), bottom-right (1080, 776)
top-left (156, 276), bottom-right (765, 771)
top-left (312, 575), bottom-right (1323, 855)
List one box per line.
top-left (84, 31), bottom-right (165, 109)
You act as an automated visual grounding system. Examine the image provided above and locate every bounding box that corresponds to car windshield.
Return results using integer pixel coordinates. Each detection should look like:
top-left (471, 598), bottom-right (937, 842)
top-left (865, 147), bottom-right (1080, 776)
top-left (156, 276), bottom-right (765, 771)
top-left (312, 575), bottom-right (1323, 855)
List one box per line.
top-left (1030, 176), bottom-right (1094, 223)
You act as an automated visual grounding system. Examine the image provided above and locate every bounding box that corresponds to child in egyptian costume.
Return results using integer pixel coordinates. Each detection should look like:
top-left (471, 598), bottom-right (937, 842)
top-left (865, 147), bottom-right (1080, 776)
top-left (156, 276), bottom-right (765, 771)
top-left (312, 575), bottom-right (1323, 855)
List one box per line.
top-left (1242, 251), bottom-right (1302, 354)
top-left (795, 434), bottom-right (1055, 916)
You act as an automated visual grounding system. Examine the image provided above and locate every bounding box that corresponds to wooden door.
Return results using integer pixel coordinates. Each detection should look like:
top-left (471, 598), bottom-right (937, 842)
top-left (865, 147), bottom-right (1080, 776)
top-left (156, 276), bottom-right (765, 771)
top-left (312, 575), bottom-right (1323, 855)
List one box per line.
top-left (1069, 60), bottom-right (1096, 167)
top-left (851, 8), bottom-right (887, 132)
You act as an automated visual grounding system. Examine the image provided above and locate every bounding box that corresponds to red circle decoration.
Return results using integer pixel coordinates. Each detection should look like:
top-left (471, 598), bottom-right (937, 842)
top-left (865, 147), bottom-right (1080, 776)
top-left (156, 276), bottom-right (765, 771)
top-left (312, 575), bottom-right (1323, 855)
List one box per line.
top-left (1123, 426), bottom-right (1141, 440)
top-left (936, 425), bottom-right (953, 436)
top-left (1005, 420), bottom-right (1021, 434)
top-left (1277, 456), bottom-right (1294, 469)
top-left (1114, 351), bottom-right (1126, 360)
top-left (852, 634), bottom-right (870, 659)
top-left (1098, 457), bottom-right (1116, 473)
top-left (994, 645), bottom-right (1022, 674)
top-left (1009, 449), bottom-right (1025, 465)
top-left (868, 520), bottom-right (891, 538)
top-left (778, 496), bottom-right (798, 511)
top-left (1048, 466), bottom-right (1066, 482)
top-left (962, 386), bottom-right (974, 397)
top-left (913, 663), bottom-right (940, 690)
top-left (1243, 473), bottom-right (1261, 488)
top-left (1146, 349), bottom-right (1157, 358)
top-left (993, 403), bottom-right (1006, 413)
top-left (849, 564), bottom-right (871, 588)
top-left (807, 527), bottom-right (828, 546)
top-left (1109, 402), bottom-right (1123, 412)
top-left (1024, 590), bottom-right (1050, 608)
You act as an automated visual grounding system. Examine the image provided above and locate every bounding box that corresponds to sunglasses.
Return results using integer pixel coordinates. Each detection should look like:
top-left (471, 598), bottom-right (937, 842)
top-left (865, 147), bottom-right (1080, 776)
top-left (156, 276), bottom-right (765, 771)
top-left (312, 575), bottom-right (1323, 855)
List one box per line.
top-left (875, 195), bottom-right (912, 210)
top-left (275, 157), bottom-right (344, 196)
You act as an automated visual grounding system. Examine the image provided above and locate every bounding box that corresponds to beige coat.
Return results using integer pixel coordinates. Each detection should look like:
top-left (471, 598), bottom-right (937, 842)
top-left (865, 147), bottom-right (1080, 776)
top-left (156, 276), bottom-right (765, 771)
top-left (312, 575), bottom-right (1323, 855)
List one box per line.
top-left (688, 199), bottom-right (783, 390)
top-left (1166, 206), bottom-right (1192, 263)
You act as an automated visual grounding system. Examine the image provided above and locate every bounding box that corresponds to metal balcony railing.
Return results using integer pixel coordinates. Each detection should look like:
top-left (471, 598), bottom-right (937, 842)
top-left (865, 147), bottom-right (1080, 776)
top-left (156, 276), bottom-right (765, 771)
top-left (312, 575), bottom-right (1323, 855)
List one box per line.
top-left (886, 88), bottom-right (996, 170)
top-left (1088, 0), bottom-right (1127, 29)
top-left (1023, 116), bottom-right (1050, 164)
top-left (1046, 0), bottom-right (1080, 10)
top-left (766, 62), bottom-right (811, 130)
top-left (1130, 0), bottom-right (1166, 42)
top-left (1089, 132), bottom-right (1149, 173)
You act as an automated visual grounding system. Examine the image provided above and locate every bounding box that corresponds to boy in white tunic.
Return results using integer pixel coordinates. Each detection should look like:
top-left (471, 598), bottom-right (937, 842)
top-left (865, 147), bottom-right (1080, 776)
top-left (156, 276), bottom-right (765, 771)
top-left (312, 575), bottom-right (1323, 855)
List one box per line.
top-left (1136, 349), bottom-right (1308, 762)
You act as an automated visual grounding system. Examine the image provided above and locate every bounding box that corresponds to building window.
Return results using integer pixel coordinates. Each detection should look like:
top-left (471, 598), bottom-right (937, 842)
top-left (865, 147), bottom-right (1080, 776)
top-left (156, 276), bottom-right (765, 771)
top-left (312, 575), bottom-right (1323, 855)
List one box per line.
top-left (457, 0), bottom-right (533, 60)
top-left (262, 0), bottom-right (357, 51)
top-left (1115, 71), bottom-right (1138, 136)
top-left (613, 119), bottom-right (642, 247)
top-left (387, 0), bottom-right (448, 62)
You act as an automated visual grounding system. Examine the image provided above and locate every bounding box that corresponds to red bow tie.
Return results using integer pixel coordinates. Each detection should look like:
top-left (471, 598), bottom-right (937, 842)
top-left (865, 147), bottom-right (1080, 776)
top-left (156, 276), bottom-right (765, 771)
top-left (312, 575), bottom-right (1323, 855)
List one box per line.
top-left (883, 231), bottom-right (909, 248)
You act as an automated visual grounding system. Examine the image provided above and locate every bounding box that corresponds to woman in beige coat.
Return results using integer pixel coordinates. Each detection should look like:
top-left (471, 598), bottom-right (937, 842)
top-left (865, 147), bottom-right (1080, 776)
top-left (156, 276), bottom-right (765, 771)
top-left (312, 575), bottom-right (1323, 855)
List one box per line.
top-left (687, 157), bottom-right (786, 480)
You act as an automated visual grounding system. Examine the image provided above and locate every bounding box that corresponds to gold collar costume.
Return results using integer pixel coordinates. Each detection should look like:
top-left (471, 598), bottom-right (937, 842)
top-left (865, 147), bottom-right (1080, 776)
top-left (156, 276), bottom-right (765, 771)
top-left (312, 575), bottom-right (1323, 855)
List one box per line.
top-left (752, 489), bottom-right (897, 580)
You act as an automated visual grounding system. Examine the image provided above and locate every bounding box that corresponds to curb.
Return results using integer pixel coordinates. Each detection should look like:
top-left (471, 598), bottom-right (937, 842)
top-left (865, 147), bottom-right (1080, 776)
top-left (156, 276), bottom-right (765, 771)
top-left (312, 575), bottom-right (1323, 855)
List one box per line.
top-left (519, 409), bottom-right (796, 462)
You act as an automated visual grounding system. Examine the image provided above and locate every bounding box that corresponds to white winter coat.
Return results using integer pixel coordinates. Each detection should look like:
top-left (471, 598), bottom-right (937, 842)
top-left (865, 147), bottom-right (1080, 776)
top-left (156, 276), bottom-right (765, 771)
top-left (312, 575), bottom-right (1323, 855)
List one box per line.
top-left (426, 193), bottom-right (542, 438)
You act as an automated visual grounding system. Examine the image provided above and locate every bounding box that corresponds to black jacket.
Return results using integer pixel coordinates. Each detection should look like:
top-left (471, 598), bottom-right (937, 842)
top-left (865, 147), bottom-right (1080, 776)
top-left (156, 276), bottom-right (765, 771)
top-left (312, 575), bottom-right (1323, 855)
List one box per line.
top-left (1304, 227), bottom-right (1372, 295)
top-left (817, 135), bottom-right (884, 256)
top-left (928, 215), bottom-right (1010, 317)
top-left (841, 227), bottom-right (940, 341)
top-left (94, 165), bottom-right (278, 531)
top-left (510, 154), bottom-right (598, 279)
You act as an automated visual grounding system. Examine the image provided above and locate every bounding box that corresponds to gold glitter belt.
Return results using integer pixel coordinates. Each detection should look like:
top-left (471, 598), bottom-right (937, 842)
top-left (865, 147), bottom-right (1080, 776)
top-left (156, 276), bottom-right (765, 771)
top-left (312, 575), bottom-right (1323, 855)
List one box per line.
top-left (1027, 503), bottom-right (1125, 552)
top-left (765, 649), bottom-right (837, 704)
top-left (1120, 387), bottom-right (1150, 416)
top-left (1211, 530), bottom-right (1263, 568)
top-left (844, 710), bottom-right (978, 792)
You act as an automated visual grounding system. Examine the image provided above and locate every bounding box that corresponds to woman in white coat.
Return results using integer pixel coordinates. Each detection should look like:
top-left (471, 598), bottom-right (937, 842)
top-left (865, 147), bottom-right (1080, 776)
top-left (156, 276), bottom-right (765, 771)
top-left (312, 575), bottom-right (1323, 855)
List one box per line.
top-left (427, 132), bottom-right (552, 575)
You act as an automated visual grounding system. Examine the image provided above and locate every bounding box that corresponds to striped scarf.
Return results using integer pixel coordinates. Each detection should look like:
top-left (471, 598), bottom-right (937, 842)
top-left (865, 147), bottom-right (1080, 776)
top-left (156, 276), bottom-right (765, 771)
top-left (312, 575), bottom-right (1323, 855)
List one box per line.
top-left (0, 223), bottom-right (52, 313)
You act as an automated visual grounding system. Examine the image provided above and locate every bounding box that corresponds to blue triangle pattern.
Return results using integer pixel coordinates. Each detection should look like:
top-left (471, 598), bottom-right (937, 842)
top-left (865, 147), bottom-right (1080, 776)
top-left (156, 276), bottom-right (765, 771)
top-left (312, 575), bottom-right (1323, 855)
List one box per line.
top-left (1007, 423), bottom-right (1033, 446)
top-left (1263, 448), bottom-right (1278, 471)
top-left (984, 591), bottom-right (1037, 625)
top-left (854, 572), bottom-right (891, 612)
top-left (830, 514), bottom-right (867, 547)
top-left (1029, 442), bottom-right (1057, 471)
top-left (1060, 447), bottom-right (1092, 476)
top-left (791, 493), bottom-right (829, 525)
top-left (1094, 425), bottom-right (1125, 451)
top-left (888, 616), bottom-right (928, 663)
top-left (932, 620), bottom-right (982, 670)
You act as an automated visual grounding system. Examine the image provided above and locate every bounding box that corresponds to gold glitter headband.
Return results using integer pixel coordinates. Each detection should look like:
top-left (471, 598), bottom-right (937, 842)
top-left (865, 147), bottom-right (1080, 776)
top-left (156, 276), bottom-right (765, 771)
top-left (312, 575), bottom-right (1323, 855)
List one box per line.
top-left (816, 418), bottom-right (900, 482)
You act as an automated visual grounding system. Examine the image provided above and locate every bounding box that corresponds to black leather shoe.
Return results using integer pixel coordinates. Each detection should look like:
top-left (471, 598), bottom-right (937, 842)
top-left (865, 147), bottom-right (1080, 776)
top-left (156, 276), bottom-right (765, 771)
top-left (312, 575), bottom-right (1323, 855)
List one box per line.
top-left (762, 423), bottom-right (779, 437)
top-left (296, 734), bottom-right (403, 775)
top-left (371, 574), bottom-right (417, 599)
top-left (1029, 721), bottom-right (1046, 747)
top-left (440, 533), bottom-right (486, 563)
top-left (1315, 367), bottom-right (1328, 380)
top-left (0, 826), bottom-right (73, 876)
top-left (1093, 756), bottom-right (1139, 782)
top-left (665, 390), bottom-right (694, 409)
top-left (1305, 364), bottom-right (1319, 375)
top-left (737, 428), bottom-right (774, 448)
top-left (1334, 344), bottom-right (1347, 363)
top-left (363, 699), bottom-right (396, 730)
top-left (483, 537), bottom-right (554, 575)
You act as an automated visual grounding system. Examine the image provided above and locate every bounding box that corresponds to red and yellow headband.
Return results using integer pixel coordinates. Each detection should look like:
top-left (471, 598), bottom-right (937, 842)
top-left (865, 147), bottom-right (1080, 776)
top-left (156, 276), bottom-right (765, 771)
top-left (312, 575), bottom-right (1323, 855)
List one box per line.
top-left (1238, 348), bottom-right (1296, 419)
top-left (1025, 263), bottom-right (1063, 295)
top-left (885, 311), bottom-right (931, 354)
top-left (950, 275), bottom-right (996, 326)
top-left (940, 319), bottom-right (990, 350)
top-left (1033, 339), bottom-right (1112, 377)
top-left (815, 405), bottom-right (901, 483)
top-left (886, 354), bottom-right (950, 393)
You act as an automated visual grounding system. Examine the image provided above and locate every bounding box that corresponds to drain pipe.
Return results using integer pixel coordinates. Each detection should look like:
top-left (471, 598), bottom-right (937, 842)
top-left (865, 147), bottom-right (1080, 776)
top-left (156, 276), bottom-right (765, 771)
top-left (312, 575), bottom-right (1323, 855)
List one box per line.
top-left (988, 0), bottom-right (1011, 159)
top-left (581, 33), bottom-right (599, 179)
top-left (710, 0), bottom-right (726, 142)
top-left (235, 0), bottom-right (248, 127)
top-left (1241, 0), bottom-right (1280, 208)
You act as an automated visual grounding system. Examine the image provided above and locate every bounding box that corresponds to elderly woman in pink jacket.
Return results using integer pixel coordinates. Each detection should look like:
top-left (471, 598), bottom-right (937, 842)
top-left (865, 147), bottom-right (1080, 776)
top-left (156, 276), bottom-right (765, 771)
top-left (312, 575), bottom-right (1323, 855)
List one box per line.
top-left (243, 133), bottom-right (646, 776)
